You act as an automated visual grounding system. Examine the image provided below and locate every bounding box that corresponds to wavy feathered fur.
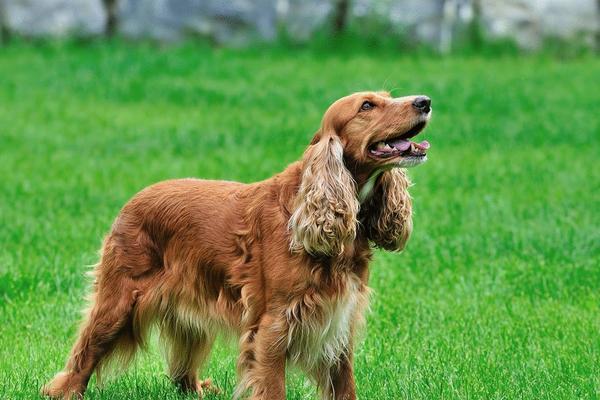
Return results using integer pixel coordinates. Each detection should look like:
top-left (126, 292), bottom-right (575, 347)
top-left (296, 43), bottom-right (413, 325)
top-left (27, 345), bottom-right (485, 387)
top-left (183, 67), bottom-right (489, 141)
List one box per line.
top-left (289, 134), bottom-right (359, 256)
top-left (361, 168), bottom-right (413, 251)
top-left (42, 91), bottom-right (430, 400)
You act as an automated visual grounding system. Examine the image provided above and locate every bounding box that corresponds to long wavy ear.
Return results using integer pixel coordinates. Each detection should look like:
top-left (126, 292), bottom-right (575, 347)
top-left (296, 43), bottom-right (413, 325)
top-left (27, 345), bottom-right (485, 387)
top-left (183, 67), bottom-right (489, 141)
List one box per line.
top-left (289, 133), bottom-right (359, 256)
top-left (361, 168), bottom-right (413, 251)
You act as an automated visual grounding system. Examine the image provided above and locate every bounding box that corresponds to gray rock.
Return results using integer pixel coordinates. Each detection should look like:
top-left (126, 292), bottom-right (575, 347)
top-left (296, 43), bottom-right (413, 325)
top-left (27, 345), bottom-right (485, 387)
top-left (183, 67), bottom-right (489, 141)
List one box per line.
top-left (480, 0), bottom-right (598, 49)
top-left (480, 0), bottom-right (539, 48)
top-left (276, 0), bottom-right (335, 40)
top-left (276, 0), bottom-right (447, 43)
top-left (118, 0), bottom-right (277, 44)
top-left (3, 0), bottom-right (105, 37)
top-left (535, 0), bottom-right (598, 43)
top-left (353, 0), bottom-right (446, 43)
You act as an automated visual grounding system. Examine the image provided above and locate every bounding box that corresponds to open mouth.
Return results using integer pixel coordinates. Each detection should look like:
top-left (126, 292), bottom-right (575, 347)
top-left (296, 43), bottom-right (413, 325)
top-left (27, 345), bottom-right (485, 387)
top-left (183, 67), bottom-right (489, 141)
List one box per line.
top-left (368, 121), bottom-right (430, 159)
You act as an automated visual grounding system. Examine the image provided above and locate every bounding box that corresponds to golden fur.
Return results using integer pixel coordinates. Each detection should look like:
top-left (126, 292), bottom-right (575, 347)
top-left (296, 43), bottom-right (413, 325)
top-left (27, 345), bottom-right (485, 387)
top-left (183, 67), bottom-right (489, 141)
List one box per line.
top-left (42, 91), bottom-right (431, 399)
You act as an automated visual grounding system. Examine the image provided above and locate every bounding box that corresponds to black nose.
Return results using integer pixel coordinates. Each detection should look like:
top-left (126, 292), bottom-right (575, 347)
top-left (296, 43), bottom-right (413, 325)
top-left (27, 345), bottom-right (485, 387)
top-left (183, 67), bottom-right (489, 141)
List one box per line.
top-left (412, 96), bottom-right (431, 113)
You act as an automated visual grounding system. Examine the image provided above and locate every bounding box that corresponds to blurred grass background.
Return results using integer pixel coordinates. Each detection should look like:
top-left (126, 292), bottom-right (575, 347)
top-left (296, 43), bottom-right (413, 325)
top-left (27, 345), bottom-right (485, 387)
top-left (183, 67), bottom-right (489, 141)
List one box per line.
top-left (0, 41), bottom-right (599, 399)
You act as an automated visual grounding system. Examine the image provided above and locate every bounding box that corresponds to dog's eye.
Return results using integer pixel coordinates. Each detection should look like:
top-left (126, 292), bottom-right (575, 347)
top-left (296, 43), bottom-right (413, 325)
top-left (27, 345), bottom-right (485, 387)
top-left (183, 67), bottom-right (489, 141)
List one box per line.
top-left (360, 101), bottom-right (375, 111)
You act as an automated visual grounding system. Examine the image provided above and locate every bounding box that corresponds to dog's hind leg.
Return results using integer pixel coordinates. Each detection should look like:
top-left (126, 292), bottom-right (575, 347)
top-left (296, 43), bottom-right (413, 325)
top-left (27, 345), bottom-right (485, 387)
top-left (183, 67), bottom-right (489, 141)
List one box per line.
top-left (42, 246), bottom-right (141, 399)
top-left (161, 314), bottom-right (218, 396)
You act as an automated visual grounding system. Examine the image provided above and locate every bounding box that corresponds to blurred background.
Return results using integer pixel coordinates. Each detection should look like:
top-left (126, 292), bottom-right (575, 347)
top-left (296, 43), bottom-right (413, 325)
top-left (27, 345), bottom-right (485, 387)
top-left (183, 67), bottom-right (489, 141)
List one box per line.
top-left (1, 1), bottom-right (599, 399)
top-left (0, 0), bottom-right (598, 52)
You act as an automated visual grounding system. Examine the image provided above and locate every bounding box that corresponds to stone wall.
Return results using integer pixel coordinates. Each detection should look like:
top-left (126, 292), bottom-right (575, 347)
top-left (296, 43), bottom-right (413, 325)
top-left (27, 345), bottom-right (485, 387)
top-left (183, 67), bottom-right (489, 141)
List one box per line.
top-left (0, 0), bottom-right (597, 49)
top-left (480, 0), bottom-right (599, 49)
top-left (117, 0), bottom-right (276, 44)
top-left (2, 0), bottom-right (105, 36)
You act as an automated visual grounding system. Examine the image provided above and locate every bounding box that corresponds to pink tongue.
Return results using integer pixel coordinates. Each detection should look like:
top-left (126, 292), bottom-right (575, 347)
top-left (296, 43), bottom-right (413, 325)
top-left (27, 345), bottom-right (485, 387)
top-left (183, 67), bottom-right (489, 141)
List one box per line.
top-left (389, 139), bottom-right (411, 151)
top-left (389, 139), bottom-right (430, 151)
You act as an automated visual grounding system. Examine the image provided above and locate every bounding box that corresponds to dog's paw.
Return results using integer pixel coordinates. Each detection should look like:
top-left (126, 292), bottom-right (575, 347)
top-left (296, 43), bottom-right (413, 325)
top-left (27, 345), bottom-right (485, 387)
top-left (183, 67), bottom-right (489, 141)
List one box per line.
top-left (197, 378), bottom-right (221, 398)
top-left (41, 372), bottom-right (85, 399)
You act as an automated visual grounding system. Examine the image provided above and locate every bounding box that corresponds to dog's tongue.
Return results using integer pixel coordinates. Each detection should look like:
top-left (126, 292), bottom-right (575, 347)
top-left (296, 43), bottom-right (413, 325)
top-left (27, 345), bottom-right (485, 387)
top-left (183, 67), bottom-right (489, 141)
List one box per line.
top-left (388, 138), bottom-right (430, 151)
top-left (388, 138), bottom-right (411, 151)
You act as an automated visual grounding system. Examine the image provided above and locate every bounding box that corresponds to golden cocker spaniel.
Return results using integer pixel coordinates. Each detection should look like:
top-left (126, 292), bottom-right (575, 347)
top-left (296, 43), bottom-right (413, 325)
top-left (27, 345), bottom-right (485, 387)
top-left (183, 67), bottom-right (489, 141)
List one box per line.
top-left (43, 91), bottom-right (432, 399)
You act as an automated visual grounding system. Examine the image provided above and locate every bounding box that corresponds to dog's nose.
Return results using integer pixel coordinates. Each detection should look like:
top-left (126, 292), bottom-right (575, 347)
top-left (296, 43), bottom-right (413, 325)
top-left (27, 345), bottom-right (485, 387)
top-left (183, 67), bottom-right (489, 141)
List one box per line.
top-left (412, 96), bottom-right (431, 113)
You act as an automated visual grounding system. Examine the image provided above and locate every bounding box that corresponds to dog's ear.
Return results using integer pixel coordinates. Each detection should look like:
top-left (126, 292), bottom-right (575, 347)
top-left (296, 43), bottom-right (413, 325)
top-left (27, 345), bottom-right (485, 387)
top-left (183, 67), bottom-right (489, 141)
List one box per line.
top-left (361, 168), bottom-right (413, 251)
top-left (289, 131), bottom-right (359, 256)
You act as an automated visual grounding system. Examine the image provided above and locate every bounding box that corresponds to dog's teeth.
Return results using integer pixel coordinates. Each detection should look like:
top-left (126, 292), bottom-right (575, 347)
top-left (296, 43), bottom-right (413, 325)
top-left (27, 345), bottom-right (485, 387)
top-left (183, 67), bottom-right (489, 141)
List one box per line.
top-left (384, 144), bottom-right (393, 151)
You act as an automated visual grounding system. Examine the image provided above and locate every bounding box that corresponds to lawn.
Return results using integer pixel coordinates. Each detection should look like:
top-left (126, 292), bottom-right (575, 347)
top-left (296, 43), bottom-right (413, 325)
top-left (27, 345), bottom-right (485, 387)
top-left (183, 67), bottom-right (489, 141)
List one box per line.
top-left (0, 42), bottom-right (598, 399)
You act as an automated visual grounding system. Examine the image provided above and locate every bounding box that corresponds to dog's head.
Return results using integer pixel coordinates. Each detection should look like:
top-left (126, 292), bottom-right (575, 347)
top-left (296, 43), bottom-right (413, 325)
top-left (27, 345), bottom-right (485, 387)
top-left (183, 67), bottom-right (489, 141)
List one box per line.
top-left (289, 91), bottom-right (431, 256)
top-left (315, 91), bottom-right (431, 171)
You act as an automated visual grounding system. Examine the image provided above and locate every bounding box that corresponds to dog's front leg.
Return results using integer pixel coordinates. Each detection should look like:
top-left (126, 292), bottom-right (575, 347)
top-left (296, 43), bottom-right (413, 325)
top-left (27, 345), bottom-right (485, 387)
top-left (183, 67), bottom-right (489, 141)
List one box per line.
top-left (327, 352), bottom-right (357, 400)
top-left (238, 314), bottom-right (287, 400)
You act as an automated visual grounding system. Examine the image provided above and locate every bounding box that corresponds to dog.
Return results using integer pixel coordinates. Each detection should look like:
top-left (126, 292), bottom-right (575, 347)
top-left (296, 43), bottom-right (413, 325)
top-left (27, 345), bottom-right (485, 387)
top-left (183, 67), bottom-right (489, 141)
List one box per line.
top-left (42, 91), bottom-right (432, 399)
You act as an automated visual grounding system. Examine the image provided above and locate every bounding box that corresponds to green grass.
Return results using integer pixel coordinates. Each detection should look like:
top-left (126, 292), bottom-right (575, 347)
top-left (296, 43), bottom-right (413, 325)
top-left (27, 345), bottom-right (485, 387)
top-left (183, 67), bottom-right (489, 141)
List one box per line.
top-left (0, 42), bottom-right (598, 399)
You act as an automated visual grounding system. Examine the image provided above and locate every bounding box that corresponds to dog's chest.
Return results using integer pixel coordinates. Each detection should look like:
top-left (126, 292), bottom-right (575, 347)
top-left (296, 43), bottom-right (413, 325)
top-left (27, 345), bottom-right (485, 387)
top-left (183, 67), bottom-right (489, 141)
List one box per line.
top-left (286, 275), bottom-right (368, 370)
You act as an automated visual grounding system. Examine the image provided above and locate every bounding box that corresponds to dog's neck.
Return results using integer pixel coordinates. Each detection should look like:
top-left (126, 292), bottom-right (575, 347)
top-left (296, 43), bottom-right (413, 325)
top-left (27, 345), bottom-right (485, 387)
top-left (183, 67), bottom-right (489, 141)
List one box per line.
top-left (358, 169), bottom-right (383, 203)
top-left (286, 157), bottom-right (393, 205)
top-left (357, 166), bottom-right (395, 204)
